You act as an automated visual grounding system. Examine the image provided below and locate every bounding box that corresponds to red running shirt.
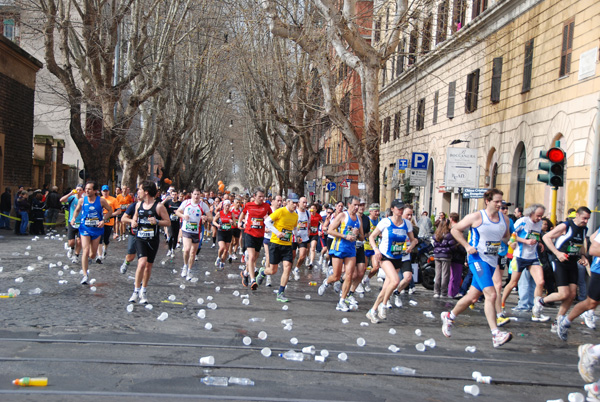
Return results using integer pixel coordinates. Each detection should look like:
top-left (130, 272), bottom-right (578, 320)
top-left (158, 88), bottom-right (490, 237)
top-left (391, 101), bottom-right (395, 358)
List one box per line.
top-left (309, 213), bottom-right (322, 235)
top-left (242, 202), bottom-right (272, 238)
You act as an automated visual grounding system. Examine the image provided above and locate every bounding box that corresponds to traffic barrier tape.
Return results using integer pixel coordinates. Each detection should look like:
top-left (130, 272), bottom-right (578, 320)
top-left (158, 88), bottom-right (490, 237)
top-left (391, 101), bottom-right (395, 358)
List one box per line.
top-left (0, 212), bottom-right (65, 226)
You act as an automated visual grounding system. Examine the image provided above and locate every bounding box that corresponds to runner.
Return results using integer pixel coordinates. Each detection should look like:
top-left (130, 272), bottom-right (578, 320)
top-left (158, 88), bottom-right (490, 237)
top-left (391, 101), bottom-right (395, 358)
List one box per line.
top-left (60, 184), bottom-right (84, 264)
top-left (162, 189), bottom-right (182, 258)
top-left (500, 203), bottom-right (548, 322)
top-left (176, 188), bottom-right (211, 280)
top-left (116, 187), bottom-right (134, 241)
top-left (213, 199), bottom-right (233, 270)
top-left (557, 225), bottom-right (599, 341)
top-left (440, 188), bottom-right (513, 348)
top-left (70, 181), bottom-right (113, 285)
top-left (362, 203), bottom-right (381, 292)
top-left (307, 203), bottom-right (322, 269)
top-left (119, 187), bottom-right (143, 274)
top-left (98, 185), bottom-right (120, 263)
top-left (365, 199), bottom-right (416, 323)
top-left (261, 195), bottom-right (283, 287)
top-left (390, 204), bottom-right (418, 307)
top-left (318, 196), bottom-right (364, 312)
top-left (209, 196), bottom-right (220, 248)
top-left (318, 204), bottom-right (335, 269)
top-left (125, 181), bottom-right (170, 304)
top-left (538, 206), bottom-right (590, 329)
top-left (229, 197), bottom-right (243, 262)
top-left (348, 199), bottom-right (369, 302)
top-left (291, 196), bottom-right (310, 281)
top-left (237, 187), bottom-right (272, 290)
top-left (257, 195), bottom-right (299, 302)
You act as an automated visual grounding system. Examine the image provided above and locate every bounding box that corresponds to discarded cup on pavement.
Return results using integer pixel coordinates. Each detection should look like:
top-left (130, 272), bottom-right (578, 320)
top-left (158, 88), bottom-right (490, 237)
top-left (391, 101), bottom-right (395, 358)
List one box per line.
top-left (337, 352), bottom-right (348, 361)
top-left (356, 337), bottom-right (366, 347)
top-left (388, 345), bottom-right (400, 353)
top-left (204, 322), bottom-right (213, 330)
top-left (197, 309), bottom-right (206, 319)
top-left (290, 337), bottom-right (298, 345)
top-left (145, 304), bottom-right (153, 310)
top-left (409, 300), bottom-right (418, 306)
top-left (465, 346), bottom-right (477, 353)
top-left (424, 338), bottom-right (436, 348)
top-left (568, 393), bottom-right (584, 402)
top-left (302, 345), bottom-right (316, 355)
top-left (315, 355), bottom-right (325, 362)
top-left (242, 299), bottom-right (250, 305)
top-left (389, 328), bottom-right (396, 335)
top-left (415, 329), bottom-right (422, 336)
top-left (215, 286), bottom-right (220, 292)
top-left (197, 298), bottom-right (204, 305)
top-left (126, 304), bottom-right (134, 313)
top-left (249, 317), bottom-right (265, 323)
top-left (233, 291), bottom-right (240, 297)
top-left (199, 355), bottom-right (215, 366)
top-left (320, 349), bottom-right (329, 357)
top-left (180, 284), bottom-right (185, 289)
top-left (476, 376), bottom-right (492, 384)
top-left (282, 305), bottom-right (288, 310)
top-left (168, 295), bottom-right (176, 301)
top-left (391, 366), bottom-right (416, 375)
top-left (415, 343), bottom-right (425, 352)
top-left (258, 331), bottom-right (268, 340)
top-left (243, 336), bottom-right (252, 345)
top-left (472, 371), bottom-right (482, 380)
top-left (90, 286), bottom-right (97, 292)
top-left (261, 347), bottom-right (272, 357)
top-left (157, 312), bottom-right (168, 321)
top-left (281, 319), bottom-right (293, 325)
top-left (342, 318), bottom-right (349, 324)
top-left (464, 384), bottom-right (480, 396)
top-left (305, 294), bottom-right (311, 300)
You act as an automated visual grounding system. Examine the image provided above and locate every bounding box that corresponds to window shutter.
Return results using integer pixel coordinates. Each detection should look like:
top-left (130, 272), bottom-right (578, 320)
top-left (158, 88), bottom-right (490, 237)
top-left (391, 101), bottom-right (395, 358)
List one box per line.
top-left (491, 57), bottom-right (502, 103)
top-left (522, 39), bottom-right (534, 92)
top-left (447, 81), bottom-right (456, 119)
top-left (433, 90), bottom-right (439, 124)
top-left (406, 105), bottom-right (411, 135)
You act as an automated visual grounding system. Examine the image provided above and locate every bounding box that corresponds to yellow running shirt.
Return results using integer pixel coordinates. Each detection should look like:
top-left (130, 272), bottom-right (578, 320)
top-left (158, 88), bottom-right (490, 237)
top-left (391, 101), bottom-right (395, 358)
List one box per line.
top-left (269, 207), bottom-right (298, 246)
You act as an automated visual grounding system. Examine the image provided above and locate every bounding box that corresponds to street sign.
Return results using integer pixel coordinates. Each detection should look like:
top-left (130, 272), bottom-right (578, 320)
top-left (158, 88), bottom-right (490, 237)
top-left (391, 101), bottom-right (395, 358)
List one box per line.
top-left (326, 182), bottom-right (337, 192)
top-left (445, 147), bottom-right (478, 188)
top-left (411, 152), bottom-right (428, 170)
top-left (340, 179), bottom-right (350, 188)
top-left (462, 188), bottom-right (489, 199)
top-left (398, 158), bottom-right (408, 173)
top-left (409, 169), bottom-right (427, 186)
top-left (357, 182), bottom-right (366, 190)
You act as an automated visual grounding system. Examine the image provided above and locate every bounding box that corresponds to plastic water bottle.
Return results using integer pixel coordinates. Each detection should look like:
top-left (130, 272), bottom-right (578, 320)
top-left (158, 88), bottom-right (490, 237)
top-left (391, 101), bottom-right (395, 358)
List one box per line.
top-left (279, 350), bottom-right (304, 361)
top-left (201, 376), bottom-right (228, 386)
top-left (228, 377), bottom-right (254, 386)
top-left (249, 317), bottom-right (265, 323)
top-left (391, 366), bottom-right (416, 375)
top-left (157, 312), bottom-right (168, 321)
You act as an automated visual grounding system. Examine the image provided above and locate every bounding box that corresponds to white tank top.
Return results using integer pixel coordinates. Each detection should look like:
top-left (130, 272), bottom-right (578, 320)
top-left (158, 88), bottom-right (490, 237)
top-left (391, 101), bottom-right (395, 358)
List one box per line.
top-left (469, 210), bottom-right (506, 267)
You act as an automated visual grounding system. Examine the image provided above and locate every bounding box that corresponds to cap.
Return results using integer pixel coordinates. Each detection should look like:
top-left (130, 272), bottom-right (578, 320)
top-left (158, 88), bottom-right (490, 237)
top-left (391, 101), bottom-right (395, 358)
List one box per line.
top-left (369, 203), bottom-right (380, 210)
top-left (359, 198), bottom-right (366, 205)
top-left (288, 193), bottom-right (300, 203)
top-left (390, 199), bottom-right (405, 210)
top-left (501, 201), bottom-right (512, 207)
top-left (101, 185), bottom-right (109, 191)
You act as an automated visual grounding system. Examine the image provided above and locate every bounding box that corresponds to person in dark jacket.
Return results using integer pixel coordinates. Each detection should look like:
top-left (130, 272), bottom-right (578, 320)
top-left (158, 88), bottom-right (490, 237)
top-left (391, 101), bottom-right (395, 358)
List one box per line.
top-left (30, 192), bottom-right (46, 235)
top-left (16, 191), bottom-right (30, 235)
top-left (448, 212), bottom-right (466, 297)
top-left (0, 187), bottom-right (11, 230)
top-left (433, 218), bottom-right (456, 298)
top-left (45, 186), bottom-right (61, 227)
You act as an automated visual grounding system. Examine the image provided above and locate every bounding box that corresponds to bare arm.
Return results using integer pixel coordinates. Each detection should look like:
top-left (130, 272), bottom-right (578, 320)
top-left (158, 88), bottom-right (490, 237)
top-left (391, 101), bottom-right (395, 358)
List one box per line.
top-left (542, 223), bottom-right (568, 262)
top-left (70, 198), bottom-right (84, 225)
top-left (450, 212), bottom-right (481, 255)
top-left (154, 204), bottom-right (171, 227)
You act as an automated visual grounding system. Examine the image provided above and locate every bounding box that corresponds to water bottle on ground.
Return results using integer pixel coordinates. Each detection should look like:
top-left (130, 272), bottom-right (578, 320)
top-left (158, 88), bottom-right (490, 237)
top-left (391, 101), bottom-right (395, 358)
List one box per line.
top-left (391, 366), bottom-right (416, 375)
top-left (201, 376), bottom-right (228, 386)
top-left (228, 377), bottom-right (254, 386)
top-left (279, 350), bottom-right (304, 361)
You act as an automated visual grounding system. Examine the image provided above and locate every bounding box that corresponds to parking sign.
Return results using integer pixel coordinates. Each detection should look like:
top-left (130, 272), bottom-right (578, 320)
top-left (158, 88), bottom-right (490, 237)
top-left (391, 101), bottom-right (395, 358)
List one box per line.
top-left (411, 152), bottom-right (428, 170)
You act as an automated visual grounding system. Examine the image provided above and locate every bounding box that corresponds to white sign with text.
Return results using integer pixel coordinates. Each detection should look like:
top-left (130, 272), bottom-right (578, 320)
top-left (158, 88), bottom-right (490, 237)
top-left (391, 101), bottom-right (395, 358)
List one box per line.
top-left (445, 147), bottom-right (478, 188)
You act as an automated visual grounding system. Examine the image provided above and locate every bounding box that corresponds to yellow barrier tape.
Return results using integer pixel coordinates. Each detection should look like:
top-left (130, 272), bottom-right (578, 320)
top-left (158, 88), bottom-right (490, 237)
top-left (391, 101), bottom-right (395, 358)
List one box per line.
top-left (0, 212), bottom-right (65, 225)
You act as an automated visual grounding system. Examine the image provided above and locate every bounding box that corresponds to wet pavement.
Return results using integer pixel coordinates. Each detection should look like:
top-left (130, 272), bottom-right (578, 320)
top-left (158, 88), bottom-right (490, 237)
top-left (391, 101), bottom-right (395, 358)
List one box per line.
top-left (0, 229), bottom-right (596, 401)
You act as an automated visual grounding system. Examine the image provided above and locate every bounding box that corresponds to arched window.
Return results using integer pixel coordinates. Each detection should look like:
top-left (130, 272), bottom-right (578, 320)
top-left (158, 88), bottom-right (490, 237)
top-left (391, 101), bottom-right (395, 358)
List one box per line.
top-left (491, 162), bottom-right (498, 188)
top-left (515, 147), bottom-right (526, 209)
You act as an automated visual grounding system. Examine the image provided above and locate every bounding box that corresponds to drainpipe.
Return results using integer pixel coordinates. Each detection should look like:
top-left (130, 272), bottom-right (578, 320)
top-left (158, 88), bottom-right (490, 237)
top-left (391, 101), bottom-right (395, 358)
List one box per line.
top-left (588, 93), bottom-right (600, 231)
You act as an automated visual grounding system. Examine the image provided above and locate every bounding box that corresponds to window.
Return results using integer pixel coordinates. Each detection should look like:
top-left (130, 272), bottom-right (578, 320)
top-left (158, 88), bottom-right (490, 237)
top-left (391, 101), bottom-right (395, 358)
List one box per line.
top-left (515, 147), bottom-right (526, 209)
top-left (491, 162), bottom-right (498, 188)
top-left (408, 30), bottom-right (418, 65)
top-left (416, 98), bottom-right (425, 131)
top-left (490, 57), bottom-right (502, 103)
top-left (406, 105), bottom-right (411, 135)
top-left (433, 90), bottom-right (439, 125)
top-left (452, 0), bottom-right (467, 33)
top-left (472, 0), bottom-right (487, 19)
top-left (447, 81), bottom-right (456, 119)
top-left (436, 0), bottom-right (448, 44)
top-left (465, 69), bottom-right (480, 113)
top-left (383, 117), bottom-right (391, 143)
top-left (380, 120), bottom-right (384, 143)
top-left (522, 38), bottom-right (534, 92)
top-left (382, 64), bottom-right (387, 87)
top-left (393, 112), bottom-right (401, 140)
top-left (3, 18), bottom-right (15, 41)
top-left (374, 18), bottom-right (381, 42)
top-left (395, 38), bottom-right (405, 76)
top-left (422, 14), bottom-right (433, 55)
top-left (559, 18), bottom-right (574, 77)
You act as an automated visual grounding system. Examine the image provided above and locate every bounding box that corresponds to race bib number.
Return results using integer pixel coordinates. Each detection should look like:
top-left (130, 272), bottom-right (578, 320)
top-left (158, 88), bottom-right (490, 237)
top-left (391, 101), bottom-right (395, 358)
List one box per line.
top-left (485, 241), bottom-right (501, 255)
top-left (281, 229), bottom-right (293, 242)
top-left (567, 243), bottom-right (582, 256)
top-left (137, 227), bottom-right (155, 239)
top-left (221, 223), bottom-right (231, 231)
top-left (84, 218), bottom-right (99, 227)
top-left (120, 205), bottom-right (127, 211)
top-left (391, 241), bottom-right (405, 256)
top-left (184, 221), bottom-right (199, 233)
top-left (72, 222), bottom-right (80, 229)
top-left (250, 217), bottom-right (263, 229)
top-left (298, 221), bottom-right (308, 230)
top-left (310, 226), bottom-right (318, 234)
top-left (526, 231), bottom-right (541, 241)
top-left (169, 213), bottom-right (178, 221)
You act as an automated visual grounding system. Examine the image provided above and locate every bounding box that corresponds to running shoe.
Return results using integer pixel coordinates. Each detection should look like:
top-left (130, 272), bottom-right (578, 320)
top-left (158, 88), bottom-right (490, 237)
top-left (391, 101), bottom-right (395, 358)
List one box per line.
top-left (532, 314), bottom-right (550, 322)
top-left (139, 291), bottom-right (148, 304)
top-left (265, 275), bottom-right (272, 287)
top-left (441, 312), bottom-right (453, 338)
top-left (556, 315), bottom-right (570, 341)
top-left (585, 383), bottom-right (600, 401)
top-left (366, 309), bottom-right (380, 324)
top-left (394, 292), bottom-right (402, 308)
top-left (318, 279), bottom-right (328, 296)
top-left (211, 243), bottom-right (216, 249)
top-left (250, 280), bottom-right (258, 291)
top-left (228, 256), bottom-right (232, 264)
top-left (128, 291), bottom-right (138, 303)
top-left (377, 303), bottom-right (387, 320)
top-left (166, 249), bottom-right (172, 257)
top-left (186, 270), bottom-right (193, 281)
top-left (532, 296), bottom-right (544, 317)
top-left (80, 275), bottom-right (89, 285)
top-left (231, 254), bottom-right (237, 261)
top-left (384, 300), bottom-right (392, 309)
top-left (276, 292), bottom-right (289, 303)
top-left (215, 257), bottom-right (221, 267)
top-left (408, 288), bottom-right (416, 295)
top-left (95, 257), bottom-right (103, 264)
top-left (579, 344), bottom-right (599, 383)
top-left (67, 249), bottom-right (73, 259)
top-left (241, 271), bottom-right (249, 287)
top-left (336, 299), bottom-right (349, 312)
top-left (551, 320), bottom-right (558, 333)
top-left (346, 294), bottom-right (358, 306)
top-left (71, 255), bottom-right (79, 264)
top-left (355, 283), bottom-right (365, 294)
top-left (292, 267), bottom-right (300, 281)
top-left (583, 310), bottom-right (597, 330)
top-left (256, 267), bottom-right (266, 285)
top-left (496, 313), bottom-right (510, 327)
top-left (492, 331), bottom-right (513, 348)
top-left (362, 277), bottom-right (371, 292)
top-left (180, 265), bottom-right (188, 278)
top-left (433, 294), bottom-right (440, 298)
top-left (120, 261), bottom-right (128, 274)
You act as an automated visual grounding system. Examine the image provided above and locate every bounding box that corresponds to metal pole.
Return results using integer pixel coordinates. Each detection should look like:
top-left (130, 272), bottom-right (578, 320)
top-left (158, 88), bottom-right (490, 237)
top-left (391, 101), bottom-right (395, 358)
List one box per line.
top-left (587, 93), bottom-right (600, 231)
top-left (551, 187), bottom-right (558, 225)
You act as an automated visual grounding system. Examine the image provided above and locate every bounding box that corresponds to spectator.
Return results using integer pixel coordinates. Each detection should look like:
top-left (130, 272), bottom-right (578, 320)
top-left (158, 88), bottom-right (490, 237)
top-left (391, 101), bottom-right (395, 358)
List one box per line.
top-left (0, 187), bottom-right (11, 230)
top-left (435, 211), bottom-right (448, 229)
top-left (433, 219), bottom-right (455, 298)
top-left (45, 186), bottom-right (61, 229)
top-left (30, 192), bottom-right (46, 235)
top-left (448, 212), bottom-right (466, 298)
top-left (16, 191), bottom-right (30, 235)
top-left (418, 211), bottom-right (433, 237)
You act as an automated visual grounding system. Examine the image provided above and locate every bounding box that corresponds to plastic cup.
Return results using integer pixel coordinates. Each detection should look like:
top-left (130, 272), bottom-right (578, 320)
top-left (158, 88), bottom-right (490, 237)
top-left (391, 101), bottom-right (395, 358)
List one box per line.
top-left (197, 309), bottom-right (206, 319)
top-left (199, 355), bottom-right (215, 366)
top-left (320, 349), bottom-right (329, 357)
top-left (180, 284), bottom-right (186, 289)
top-left (243, 336), bottom-right (252, 345)
top-left (290, 337), bottom-right (298, 345)
top-left (465, 346), bottom-right (477, 353)
top-left (242, 299), bottom-right (250, 305)
top-left (157, 312), bottom-right (168, 321)
top-left (342, 318), bottom-right (349, 324)
top-left (415, 329), bottom-right (422, 336)
top-left (126, 304), bottom-right (134, 313)
top-left (168, 294), bottom-right (176, 301)
top-left (472, 371), bottom-right (482, 380)
top-left (424, 338), bottom-right (436, 348)
top-left (568, 393), bottom-right (584, 402)
top-left (261, 347), bottom-right (272, 357)
top-left (388, 345), bottom-right (400, 353)
top-left (356, 337), bottom-right (366, 347)
top-left (258, 331), bottom-right (268, 340)
top-left (389, 328), bottom-right (397, 335)
top-left (145, 304), bottom-right (153, 310)
top-left (337, 352), bottom-right (348, 361)
top-left (315, 355), bottom-right (325, 362)
top-left (464, 384), bottom-right (480, 396)
top-left (282, 305), bottom-right (289, 310)
top-left (204, 322), bottom-right (213, 330)
top-left (415, 343), bottom-right (426, 352)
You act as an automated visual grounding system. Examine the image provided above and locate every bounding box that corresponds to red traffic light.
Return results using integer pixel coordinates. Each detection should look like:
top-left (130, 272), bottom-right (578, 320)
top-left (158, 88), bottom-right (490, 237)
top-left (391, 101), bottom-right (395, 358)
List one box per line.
top-left (547, 147), bottom-right (565, 163)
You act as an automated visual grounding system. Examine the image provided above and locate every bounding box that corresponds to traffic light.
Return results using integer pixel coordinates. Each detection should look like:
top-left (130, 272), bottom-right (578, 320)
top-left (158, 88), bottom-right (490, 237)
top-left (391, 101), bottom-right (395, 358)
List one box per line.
top-left (537, 146), bottom-right (565, 188)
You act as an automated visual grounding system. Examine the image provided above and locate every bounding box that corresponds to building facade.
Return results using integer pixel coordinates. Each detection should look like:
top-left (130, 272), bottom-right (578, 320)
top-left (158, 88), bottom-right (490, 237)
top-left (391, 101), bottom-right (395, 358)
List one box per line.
top-left (378, 0), bottom-right (600, 227)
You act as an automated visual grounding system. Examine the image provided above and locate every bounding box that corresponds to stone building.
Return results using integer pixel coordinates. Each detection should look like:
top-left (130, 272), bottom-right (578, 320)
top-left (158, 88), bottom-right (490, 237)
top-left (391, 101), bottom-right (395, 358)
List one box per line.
top-left (377, 0), bottom-right (600, 227)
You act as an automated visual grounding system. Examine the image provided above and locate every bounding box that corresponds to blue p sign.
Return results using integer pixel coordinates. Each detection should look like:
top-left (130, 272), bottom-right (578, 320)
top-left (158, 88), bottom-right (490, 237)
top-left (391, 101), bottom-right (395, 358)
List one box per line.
top-left (411, 152), bottom-right (429, 170)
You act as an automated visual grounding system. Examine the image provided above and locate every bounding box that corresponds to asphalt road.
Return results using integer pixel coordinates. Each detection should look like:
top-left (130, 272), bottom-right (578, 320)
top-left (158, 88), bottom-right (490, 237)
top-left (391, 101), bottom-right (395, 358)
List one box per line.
top-left (0, 228), bottom-right (596, 402)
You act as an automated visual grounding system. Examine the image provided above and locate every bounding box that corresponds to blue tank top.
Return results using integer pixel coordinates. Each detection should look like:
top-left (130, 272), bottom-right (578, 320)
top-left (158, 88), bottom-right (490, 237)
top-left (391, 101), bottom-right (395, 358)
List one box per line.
top-left (80, 196), bottom-right (104, 237)
top-left (330, 211), bottom-right (360, 254)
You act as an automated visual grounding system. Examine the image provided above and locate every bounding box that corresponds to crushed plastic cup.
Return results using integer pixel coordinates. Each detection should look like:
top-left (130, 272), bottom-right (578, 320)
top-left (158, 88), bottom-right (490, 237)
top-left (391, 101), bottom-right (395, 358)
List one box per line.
top-left (207, 296), bottom-right (214, 301)
top-left (37, 256), bottom-right (43, 261)
top-left (207, 303), bottom-right (218, 310)
top-left (126, 304), bottom-right (134, 313)
top-left (305, 294), bottom-right (311, 300)
top-left (360, 322), bottom-right (369, 327)
top-left (302, 345), bottom-right (316, 354)
top-left (215, 286), bottom-right (220, 292)
top-left (568, 393), bottom-right (584, 402)
top-left (204, 322), bottom-right (213, 330)
top-left (57, 261), bottom-right (63, 267)
top-left (157, 312), bottom-right (168, 321)
top-left (290, 337), bottom-right (298, 345)
top-left (388, 345), bottom-right (400, 353)
top-left (282, 305), bottom-right (289, 310)
top-left (320, 349), bottom-right (329, 357)
top-left (168, 295), bottom-right (176, 301)
top-left (249, 317), bottom-right (265, 323)
top-left (315, 355), bottom-right (325, 362)
top-left (242, 299), bottom-right (250, 305)
top-left (258, 331), bottom-right (268, 340)
top-left (409, 300), bottom-right (418, 306)
top-left (28, 288), bottom-right (42, 295)
top-left (281, 319), bottom-right (293, 325)
top-left (472, 371), bottom-right (482, 380)
top-left (15, 277), bottom-right (23, 283)
top-left (233, 291), bottom-right (240, 297)
top-left (90, 286), bottom-right (97, 292)
top-left (145, 304), bottom-right (153, 310)
top-left (424, 338), bottom-right (436, 348)
top-left (27, 266), bottom-right (35, 271)
top-left (199, 355), bottom-right (215, 366)
top-left (342, 318), bottom-right (349, 324)
top-left (190, 277), bottom-right (199, 283)
top-left (261, 347), bottom-right (272, 357)
top-left (180, 284), bottom-right (186, 289)
top-left (356, 337), bottom-right (366, 347)
top-left (284, 324), bottom-right (293, 331)
top-left (57, 271), bottom-right (64, 276)
top-left (337, 352), bottom-right (348, 361)
top-left (389, 328), bottom-right (397, 335)
top-left (415, 329), bottom-right (422, 336)
top-left (415, 343), bottom-right (426, 352)
top-left (197, 298), bottom-right (204, 305)
top-left (464, 384), bottom-right (480, 396)
top-left (465, 346), bottom-right (477, 353)
top-left (26, 245), bottom-right (31, 250)
top-left (90, 278), bottom-right (96, 284)
top-left (243, 336), bottom-right (252, 346)
top-left (197, 309), bottom-right (206, 319)
top-left (477, 376), bottom-right (492, 384)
